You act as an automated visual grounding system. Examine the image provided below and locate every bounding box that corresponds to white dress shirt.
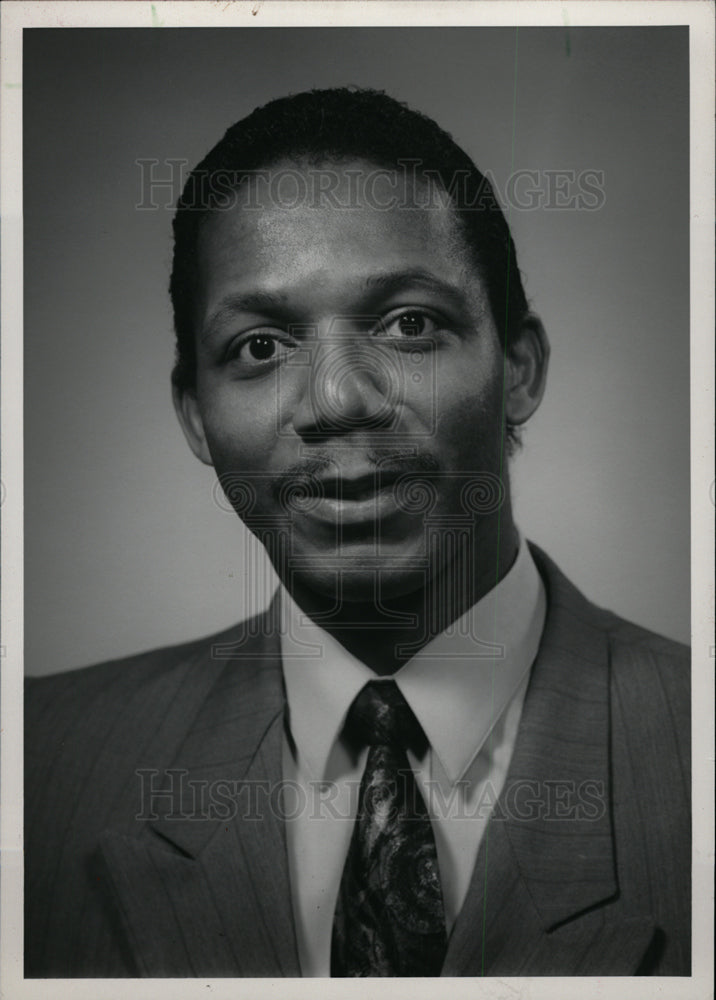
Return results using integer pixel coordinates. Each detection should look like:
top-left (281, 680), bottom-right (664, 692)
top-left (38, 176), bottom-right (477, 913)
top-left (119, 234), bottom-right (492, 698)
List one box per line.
top-left (280, 535), bottom-right (546, 976)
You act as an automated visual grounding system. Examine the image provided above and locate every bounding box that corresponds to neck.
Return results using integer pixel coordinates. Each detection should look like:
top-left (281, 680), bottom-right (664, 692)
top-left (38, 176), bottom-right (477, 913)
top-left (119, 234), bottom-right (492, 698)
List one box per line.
top-left (285, 512), bottom-right (519, 676)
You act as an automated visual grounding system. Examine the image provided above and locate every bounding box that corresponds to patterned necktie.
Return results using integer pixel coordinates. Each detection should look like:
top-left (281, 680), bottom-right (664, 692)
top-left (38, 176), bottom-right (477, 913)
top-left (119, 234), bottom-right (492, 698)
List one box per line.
top-left (330, 680), bottom-right (447, 977)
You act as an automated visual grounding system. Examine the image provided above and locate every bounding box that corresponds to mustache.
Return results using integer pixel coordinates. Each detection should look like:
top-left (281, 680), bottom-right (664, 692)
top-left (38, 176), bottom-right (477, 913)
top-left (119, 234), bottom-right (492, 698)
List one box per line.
top-left (270, 450), bottom-right (441, 500)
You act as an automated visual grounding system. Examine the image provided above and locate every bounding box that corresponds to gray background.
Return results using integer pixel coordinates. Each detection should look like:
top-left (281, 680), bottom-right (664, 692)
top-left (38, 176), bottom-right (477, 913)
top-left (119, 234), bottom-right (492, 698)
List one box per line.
top-left (24, 26), bottom-right (690, 675)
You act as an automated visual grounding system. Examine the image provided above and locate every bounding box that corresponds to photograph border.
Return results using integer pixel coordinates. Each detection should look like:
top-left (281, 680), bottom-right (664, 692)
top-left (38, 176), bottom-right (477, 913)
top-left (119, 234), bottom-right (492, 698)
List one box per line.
top-left (2, 2), bottom-right (713, 998)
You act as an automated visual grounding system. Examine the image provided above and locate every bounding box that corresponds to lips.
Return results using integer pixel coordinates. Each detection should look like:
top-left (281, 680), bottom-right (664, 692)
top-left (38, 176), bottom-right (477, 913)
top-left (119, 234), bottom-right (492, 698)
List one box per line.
top-left (289, 468), bottom-right (407, 525)
top-left (315, 470), bottom-right (402, 501)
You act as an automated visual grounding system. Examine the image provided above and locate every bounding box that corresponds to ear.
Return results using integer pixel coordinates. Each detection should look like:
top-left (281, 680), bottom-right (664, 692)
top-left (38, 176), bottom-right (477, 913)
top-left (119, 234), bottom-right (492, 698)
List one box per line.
top-left (172, 380), bottom-right (214, 466)
top-left (503, 312), bottom-right (550, 426)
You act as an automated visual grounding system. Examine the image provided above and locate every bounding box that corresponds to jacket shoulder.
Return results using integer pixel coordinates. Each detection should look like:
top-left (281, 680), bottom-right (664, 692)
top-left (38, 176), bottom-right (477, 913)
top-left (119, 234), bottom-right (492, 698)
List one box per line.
top-left (530, 541), bottom-right (690, 784)
top-left (601, 608), bottom-right (689, 661)
top-left (600, 610), bottom-right (690, 736)
top-left (530, 541), bottom-right (689, 718)
top-left (27, 613), bottom-right (266, 685)
top-left (24, 612), bottom-right (273, 756)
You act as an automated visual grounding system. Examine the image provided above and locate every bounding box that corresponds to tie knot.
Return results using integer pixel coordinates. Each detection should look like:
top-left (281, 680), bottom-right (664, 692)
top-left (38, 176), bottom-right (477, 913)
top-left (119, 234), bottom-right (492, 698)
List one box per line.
top-left (344, 681), bottom-right (427, 755)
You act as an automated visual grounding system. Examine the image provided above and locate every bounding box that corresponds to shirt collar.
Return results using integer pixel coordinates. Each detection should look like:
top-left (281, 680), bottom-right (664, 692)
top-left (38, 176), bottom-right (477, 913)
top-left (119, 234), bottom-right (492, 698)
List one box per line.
top-left (280, 535), bottom-right (546, 785)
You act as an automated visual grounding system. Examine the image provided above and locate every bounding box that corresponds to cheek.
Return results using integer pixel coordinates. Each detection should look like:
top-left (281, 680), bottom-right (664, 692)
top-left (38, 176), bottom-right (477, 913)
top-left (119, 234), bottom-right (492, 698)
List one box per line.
top-left (197, 382), bottom-right (282, 469)
top-left (424, 350), bottom-right (505, 450)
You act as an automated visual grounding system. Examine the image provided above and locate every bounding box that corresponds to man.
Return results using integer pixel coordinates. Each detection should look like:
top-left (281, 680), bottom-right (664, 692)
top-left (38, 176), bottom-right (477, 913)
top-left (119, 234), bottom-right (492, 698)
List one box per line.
top-left (25, 88), bottom-right (690, 977)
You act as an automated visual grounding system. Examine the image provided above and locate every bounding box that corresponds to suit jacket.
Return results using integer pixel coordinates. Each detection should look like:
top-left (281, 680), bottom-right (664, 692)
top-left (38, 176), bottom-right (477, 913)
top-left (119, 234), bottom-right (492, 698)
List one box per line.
top-left (24, 546), bottom-right (691, 977)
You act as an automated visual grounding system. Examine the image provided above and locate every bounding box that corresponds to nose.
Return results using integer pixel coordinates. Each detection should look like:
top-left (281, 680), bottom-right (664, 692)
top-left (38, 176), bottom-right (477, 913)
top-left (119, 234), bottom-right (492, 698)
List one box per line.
top-left (291, 337), bottom-right (400, 438)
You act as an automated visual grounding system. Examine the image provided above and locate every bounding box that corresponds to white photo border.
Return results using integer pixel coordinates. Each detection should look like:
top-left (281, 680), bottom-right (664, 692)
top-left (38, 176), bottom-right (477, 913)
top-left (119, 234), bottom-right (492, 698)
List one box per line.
top-left (1, 3), bottom-right (713, 999)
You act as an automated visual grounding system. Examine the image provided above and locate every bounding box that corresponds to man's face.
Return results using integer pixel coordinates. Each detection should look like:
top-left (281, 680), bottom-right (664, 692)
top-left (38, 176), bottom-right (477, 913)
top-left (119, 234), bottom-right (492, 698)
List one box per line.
top-left (179, 160), bottom-right (508, 603)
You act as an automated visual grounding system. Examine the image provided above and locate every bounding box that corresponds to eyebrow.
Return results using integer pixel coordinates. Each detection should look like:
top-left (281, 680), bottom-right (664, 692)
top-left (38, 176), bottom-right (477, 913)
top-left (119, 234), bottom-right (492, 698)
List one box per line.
top-left (201, 268), bottom-right (470, 342)
top-left (201, 290), bottom-right (290, 342)
top-left (362, 269), bottom-right (469, 310)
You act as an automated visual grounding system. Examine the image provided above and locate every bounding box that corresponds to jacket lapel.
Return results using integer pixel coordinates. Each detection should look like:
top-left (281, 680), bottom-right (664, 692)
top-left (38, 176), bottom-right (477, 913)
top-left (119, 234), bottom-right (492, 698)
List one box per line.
top-left (443, 546), bottom-right (655, 976)
top-left (98, 603), bottom-right (302, 977)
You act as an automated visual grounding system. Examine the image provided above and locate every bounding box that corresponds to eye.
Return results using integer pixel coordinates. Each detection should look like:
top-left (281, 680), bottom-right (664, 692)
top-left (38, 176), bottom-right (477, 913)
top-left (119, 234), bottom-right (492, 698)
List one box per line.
top-left (228, 331), bottom-right (297, 367)
top-left (379, 309), bottom-right (440, 339)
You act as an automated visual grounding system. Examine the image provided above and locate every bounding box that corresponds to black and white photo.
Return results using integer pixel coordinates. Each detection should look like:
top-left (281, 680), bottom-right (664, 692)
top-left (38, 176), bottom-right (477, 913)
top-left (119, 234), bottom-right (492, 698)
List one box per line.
top-left (1, 3), bottom-right (713, 996)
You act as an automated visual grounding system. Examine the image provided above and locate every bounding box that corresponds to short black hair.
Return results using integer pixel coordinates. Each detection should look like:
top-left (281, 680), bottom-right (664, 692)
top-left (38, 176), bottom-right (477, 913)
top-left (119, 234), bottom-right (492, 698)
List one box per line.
top-left (170, 87), bottom-right (529, 439)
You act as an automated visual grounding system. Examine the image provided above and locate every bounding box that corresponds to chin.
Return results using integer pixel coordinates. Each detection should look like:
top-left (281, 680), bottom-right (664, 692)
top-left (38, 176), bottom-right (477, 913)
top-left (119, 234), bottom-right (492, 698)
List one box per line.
top-left (290, 565), bottom-right (431, 606)
top-left (258, 520), bottom-right (438, 602)
top-left (283, 544), bottom-right (434, 606)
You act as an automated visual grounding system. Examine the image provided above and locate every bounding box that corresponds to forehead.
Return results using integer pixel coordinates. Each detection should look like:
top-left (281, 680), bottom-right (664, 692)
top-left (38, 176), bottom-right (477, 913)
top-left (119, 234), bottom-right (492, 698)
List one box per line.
top-left (195, 159), bottom-right (479, 303)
